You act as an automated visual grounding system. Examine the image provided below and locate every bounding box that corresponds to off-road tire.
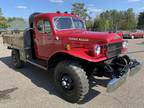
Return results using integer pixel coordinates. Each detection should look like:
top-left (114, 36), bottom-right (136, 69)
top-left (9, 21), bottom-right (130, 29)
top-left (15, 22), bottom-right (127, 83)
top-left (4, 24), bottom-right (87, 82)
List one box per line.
top-left (54, 61), bottom-right (89, 103)
top-left (11, 49), bottom-right (23, 68)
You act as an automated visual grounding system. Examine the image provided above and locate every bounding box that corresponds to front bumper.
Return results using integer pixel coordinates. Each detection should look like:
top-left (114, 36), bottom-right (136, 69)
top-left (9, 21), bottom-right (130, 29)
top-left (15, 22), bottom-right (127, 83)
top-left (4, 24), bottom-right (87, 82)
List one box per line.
top-left (106, 56), bottom-right (142, 92)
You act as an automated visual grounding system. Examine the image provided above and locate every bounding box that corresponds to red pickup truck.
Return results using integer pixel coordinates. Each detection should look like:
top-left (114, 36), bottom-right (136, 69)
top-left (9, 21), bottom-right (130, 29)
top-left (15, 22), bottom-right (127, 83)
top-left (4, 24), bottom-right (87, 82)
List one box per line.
top-left (2, 12), bottom-right (141, 103)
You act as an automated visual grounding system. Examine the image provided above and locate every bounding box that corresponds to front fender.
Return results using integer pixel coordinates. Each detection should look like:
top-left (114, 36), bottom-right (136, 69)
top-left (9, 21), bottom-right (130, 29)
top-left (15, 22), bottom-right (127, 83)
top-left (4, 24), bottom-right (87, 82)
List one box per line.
top-left (63, 48), bottom-right (107, 63)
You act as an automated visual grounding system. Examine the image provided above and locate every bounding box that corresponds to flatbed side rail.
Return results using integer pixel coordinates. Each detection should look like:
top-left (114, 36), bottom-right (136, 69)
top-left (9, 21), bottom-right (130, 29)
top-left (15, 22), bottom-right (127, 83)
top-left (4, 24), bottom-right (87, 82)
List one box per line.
top-left (2, 34), bottom-right (24, 49)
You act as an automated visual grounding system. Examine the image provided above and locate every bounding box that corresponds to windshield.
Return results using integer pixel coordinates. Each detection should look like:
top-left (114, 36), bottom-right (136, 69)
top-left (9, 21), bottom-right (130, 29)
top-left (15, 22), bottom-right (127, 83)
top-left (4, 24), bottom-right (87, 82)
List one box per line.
top-left (54, 17), bottom-right (85, 30)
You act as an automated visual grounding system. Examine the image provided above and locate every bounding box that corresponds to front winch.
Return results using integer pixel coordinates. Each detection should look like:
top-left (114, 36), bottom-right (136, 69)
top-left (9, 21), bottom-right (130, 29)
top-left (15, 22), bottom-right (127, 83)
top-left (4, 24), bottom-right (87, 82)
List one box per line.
top-left (100, 55), bottom-right (141, 92)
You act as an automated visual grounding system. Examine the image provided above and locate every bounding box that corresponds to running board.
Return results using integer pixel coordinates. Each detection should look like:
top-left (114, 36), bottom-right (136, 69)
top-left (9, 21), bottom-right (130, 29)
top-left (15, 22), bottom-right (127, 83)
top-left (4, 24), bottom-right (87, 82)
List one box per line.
top-left (27, 60), bottom-right (47, 71)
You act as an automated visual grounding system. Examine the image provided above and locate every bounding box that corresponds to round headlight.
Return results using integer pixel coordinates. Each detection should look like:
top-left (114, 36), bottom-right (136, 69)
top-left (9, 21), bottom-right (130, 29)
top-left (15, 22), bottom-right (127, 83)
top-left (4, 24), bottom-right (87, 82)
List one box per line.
top-left (94, 45), bottom-right (101, 55)
top-left (123, 41), bottom-right (128, 48)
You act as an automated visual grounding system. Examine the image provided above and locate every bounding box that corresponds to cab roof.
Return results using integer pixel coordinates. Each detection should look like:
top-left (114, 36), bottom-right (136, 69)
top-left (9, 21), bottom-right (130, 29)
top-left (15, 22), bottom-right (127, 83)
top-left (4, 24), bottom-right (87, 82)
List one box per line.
top-left (35, 12), bottom-right (80, 19)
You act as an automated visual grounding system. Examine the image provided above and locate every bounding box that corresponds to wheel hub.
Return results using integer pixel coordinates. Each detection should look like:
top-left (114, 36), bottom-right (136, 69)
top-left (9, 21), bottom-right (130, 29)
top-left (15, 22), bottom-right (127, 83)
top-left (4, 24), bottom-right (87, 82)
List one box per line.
top-left (61, 75), bottom-right (73, 90)
top-left (62, 81), bottom-right (67, 86)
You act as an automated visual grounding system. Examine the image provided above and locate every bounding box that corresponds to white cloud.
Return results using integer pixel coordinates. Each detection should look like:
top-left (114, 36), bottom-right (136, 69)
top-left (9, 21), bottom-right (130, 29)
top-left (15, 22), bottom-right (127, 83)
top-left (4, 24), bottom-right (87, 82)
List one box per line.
top-left (139, 7), bottom-right (144, 10)
top-left (88, 7), bottom-right (103, 13)
top-left (87, 4), bottom-right (103, 14)
top-left (49, 0), bottom-right (65, 3)
top-left (128, 0), bottom-right (141, 2)
top-left (87, 7), bottom-right (103, 18)
top-left (87, 4), bottom-right (95, 7)
top-left (16, 6), bottom-right (27, 9)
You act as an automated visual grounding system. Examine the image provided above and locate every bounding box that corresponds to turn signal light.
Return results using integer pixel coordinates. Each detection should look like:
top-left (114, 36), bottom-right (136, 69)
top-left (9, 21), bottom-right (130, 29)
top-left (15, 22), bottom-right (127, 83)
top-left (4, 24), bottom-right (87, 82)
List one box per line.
top-left (66, 44), bottom-right (71, 50)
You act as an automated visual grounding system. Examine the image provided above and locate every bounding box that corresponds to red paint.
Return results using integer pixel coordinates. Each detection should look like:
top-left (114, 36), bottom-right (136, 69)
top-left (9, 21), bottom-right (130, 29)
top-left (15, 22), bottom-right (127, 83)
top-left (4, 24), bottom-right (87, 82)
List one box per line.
top-left (130, 32), bottom-right (144, 38)
top-left (117, 32), bottom-right (123, 37)
top-left (32, 13), bottom-right (126, 62)
top-left (124, 32), bottom-right (144, 38)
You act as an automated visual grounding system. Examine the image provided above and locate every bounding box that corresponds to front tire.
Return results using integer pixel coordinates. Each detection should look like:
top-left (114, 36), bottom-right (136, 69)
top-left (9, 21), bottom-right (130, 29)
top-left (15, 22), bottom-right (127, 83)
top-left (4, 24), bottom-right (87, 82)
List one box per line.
top-left (12, 49), bottom-right (23, 68)
top-left (54, 61), bottom-right (89, 103)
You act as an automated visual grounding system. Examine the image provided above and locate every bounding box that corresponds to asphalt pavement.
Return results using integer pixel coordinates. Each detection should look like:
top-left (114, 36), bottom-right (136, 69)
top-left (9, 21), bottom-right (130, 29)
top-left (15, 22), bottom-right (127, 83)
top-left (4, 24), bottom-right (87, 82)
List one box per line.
top-left (0, 37), bottom-right (144, 108)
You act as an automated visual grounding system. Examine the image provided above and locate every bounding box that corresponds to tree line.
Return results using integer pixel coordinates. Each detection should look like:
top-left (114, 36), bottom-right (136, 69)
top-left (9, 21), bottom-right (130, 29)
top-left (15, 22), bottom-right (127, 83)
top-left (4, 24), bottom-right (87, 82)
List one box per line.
top-left (0, 8), bottom-right (27, 30)
top-left (93, 9), bottom-right (137, 32)
top-left (0, 3), bottom-right (144, 31)
top-left (71, 3), bottom-right (144, 32)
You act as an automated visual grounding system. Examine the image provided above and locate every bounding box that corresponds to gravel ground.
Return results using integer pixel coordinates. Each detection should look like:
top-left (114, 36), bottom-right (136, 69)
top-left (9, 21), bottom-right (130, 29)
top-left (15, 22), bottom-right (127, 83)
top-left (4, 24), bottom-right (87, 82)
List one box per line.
top-left (0, 37), bottom-right (144, 108)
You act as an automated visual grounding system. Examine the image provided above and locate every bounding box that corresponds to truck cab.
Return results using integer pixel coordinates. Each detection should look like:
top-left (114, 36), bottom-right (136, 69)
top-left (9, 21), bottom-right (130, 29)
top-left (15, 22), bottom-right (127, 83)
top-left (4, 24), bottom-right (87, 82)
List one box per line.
top-left (32, 13), bottom-right (87, 60)
top-left (30, 12), bottom-right (127, 63)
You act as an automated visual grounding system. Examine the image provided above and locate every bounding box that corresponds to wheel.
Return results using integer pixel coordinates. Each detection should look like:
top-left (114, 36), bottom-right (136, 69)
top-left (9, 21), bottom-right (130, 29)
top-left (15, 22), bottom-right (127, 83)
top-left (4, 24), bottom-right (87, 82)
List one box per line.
top-left (11, 49), bottom-right (23, 68)
top-left (54, 61), bottom-right (89, 103)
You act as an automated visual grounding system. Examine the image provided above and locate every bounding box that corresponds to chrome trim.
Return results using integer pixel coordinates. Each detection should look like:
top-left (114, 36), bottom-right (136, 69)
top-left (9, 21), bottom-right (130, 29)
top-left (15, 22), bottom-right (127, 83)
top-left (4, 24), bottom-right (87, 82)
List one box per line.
top-left (53, 16), bottom-right (86, 31)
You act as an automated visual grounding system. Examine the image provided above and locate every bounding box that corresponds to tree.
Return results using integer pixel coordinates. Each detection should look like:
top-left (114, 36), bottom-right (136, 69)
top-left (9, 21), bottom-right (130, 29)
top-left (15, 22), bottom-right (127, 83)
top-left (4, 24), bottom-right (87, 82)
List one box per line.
top-left (93, 17), bottom-right (101, 31)
top-left (71, 3), bottom-right (89, 20)
top-left (0, 8), bottom-right (2, 16)
top-left (93, 8), bottom-right (137, 32)
top-left (125, 8), bottom-right (137, 31)
top-left (8, 17), bottom-right (28, 30)
top-left (137, 12), bottom-right (144, 30)
top-left (8, 17), bottom-right (25, 22)
top-left (85, 19), bottom-right (93, 30)
top-left (93, 16), bottom-right (110, 31)
top-left (93, 10), bottom-right (119, 32)
top-left (0, 8), bottom-right (9, 29)
top-left (71, 3), bottom-right (94, 30)
top-left (0, 17), bottom-right (9, 28)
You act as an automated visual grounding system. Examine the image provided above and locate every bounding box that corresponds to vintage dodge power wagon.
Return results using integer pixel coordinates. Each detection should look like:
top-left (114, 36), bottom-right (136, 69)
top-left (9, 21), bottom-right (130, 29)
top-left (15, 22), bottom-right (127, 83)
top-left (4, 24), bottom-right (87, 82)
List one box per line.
top-left (2, 12), bottom-right (141, 103)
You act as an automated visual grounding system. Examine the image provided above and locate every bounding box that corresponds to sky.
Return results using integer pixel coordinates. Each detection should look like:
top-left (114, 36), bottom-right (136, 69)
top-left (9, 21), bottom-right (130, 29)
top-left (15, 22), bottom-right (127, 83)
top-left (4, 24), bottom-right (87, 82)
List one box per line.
top-left (0, 0), bottom-right (144, 18)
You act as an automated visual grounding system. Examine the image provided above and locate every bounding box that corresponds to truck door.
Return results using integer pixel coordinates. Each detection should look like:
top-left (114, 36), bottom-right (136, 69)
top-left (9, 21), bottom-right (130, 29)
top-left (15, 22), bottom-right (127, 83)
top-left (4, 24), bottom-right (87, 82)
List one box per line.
top-left (35, 19), bottom-right (53, 59)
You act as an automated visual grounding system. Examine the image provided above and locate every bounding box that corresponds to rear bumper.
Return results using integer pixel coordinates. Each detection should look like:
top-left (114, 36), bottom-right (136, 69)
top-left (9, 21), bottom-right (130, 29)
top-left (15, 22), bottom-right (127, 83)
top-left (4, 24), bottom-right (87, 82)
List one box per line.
top-left (106, 57), bottom-right (141, 92)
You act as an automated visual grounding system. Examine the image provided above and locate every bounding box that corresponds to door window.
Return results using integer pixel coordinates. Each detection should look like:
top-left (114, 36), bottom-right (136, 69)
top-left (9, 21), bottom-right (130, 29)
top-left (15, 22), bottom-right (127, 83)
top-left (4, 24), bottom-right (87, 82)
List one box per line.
top-left (44, 20), bottom-right (52, 33)
top-left (37, 20), bottom-right (44, 32)
top-left (37, 19), bottom-right (52, 33)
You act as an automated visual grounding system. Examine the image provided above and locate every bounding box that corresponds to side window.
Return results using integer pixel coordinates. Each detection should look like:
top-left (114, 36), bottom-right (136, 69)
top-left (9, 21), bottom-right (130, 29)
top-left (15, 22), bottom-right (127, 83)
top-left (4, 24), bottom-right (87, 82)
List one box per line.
top-left (44, 20), bottom-right (52, 33)
top-left (37, 20), bottom-right (43, 32)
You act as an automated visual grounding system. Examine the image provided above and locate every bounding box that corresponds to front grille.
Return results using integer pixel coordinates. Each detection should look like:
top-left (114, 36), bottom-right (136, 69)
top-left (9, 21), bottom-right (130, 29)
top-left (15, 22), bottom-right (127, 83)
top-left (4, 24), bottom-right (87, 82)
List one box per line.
top-left (106, 42), bottom-right (122, 58)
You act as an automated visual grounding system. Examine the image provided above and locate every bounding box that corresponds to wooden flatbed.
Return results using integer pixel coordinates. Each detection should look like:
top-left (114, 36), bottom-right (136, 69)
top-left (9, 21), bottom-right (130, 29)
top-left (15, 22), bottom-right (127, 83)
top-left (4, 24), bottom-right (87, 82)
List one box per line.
top-left (2, 33), bottom-right (24, 49)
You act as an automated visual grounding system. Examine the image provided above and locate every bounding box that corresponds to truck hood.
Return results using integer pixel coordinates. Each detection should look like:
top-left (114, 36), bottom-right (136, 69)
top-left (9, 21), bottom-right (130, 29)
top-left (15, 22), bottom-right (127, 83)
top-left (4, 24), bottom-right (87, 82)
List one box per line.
top-left (57, 30), bottom-right (123, 43)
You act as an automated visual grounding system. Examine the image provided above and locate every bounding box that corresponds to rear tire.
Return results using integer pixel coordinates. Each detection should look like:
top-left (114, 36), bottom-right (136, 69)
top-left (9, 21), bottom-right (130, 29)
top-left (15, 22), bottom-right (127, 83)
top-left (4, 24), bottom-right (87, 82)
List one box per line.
top-left (11, 49), bottom-right (23, 68)
top-left (54, 61), bottom-right (89, 103)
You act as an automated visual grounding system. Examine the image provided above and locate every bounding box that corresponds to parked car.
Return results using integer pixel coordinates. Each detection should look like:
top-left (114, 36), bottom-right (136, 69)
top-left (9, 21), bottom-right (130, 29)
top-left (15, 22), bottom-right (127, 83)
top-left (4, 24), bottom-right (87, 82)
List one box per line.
top-left (123, 32), bottom-right (144, 39)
